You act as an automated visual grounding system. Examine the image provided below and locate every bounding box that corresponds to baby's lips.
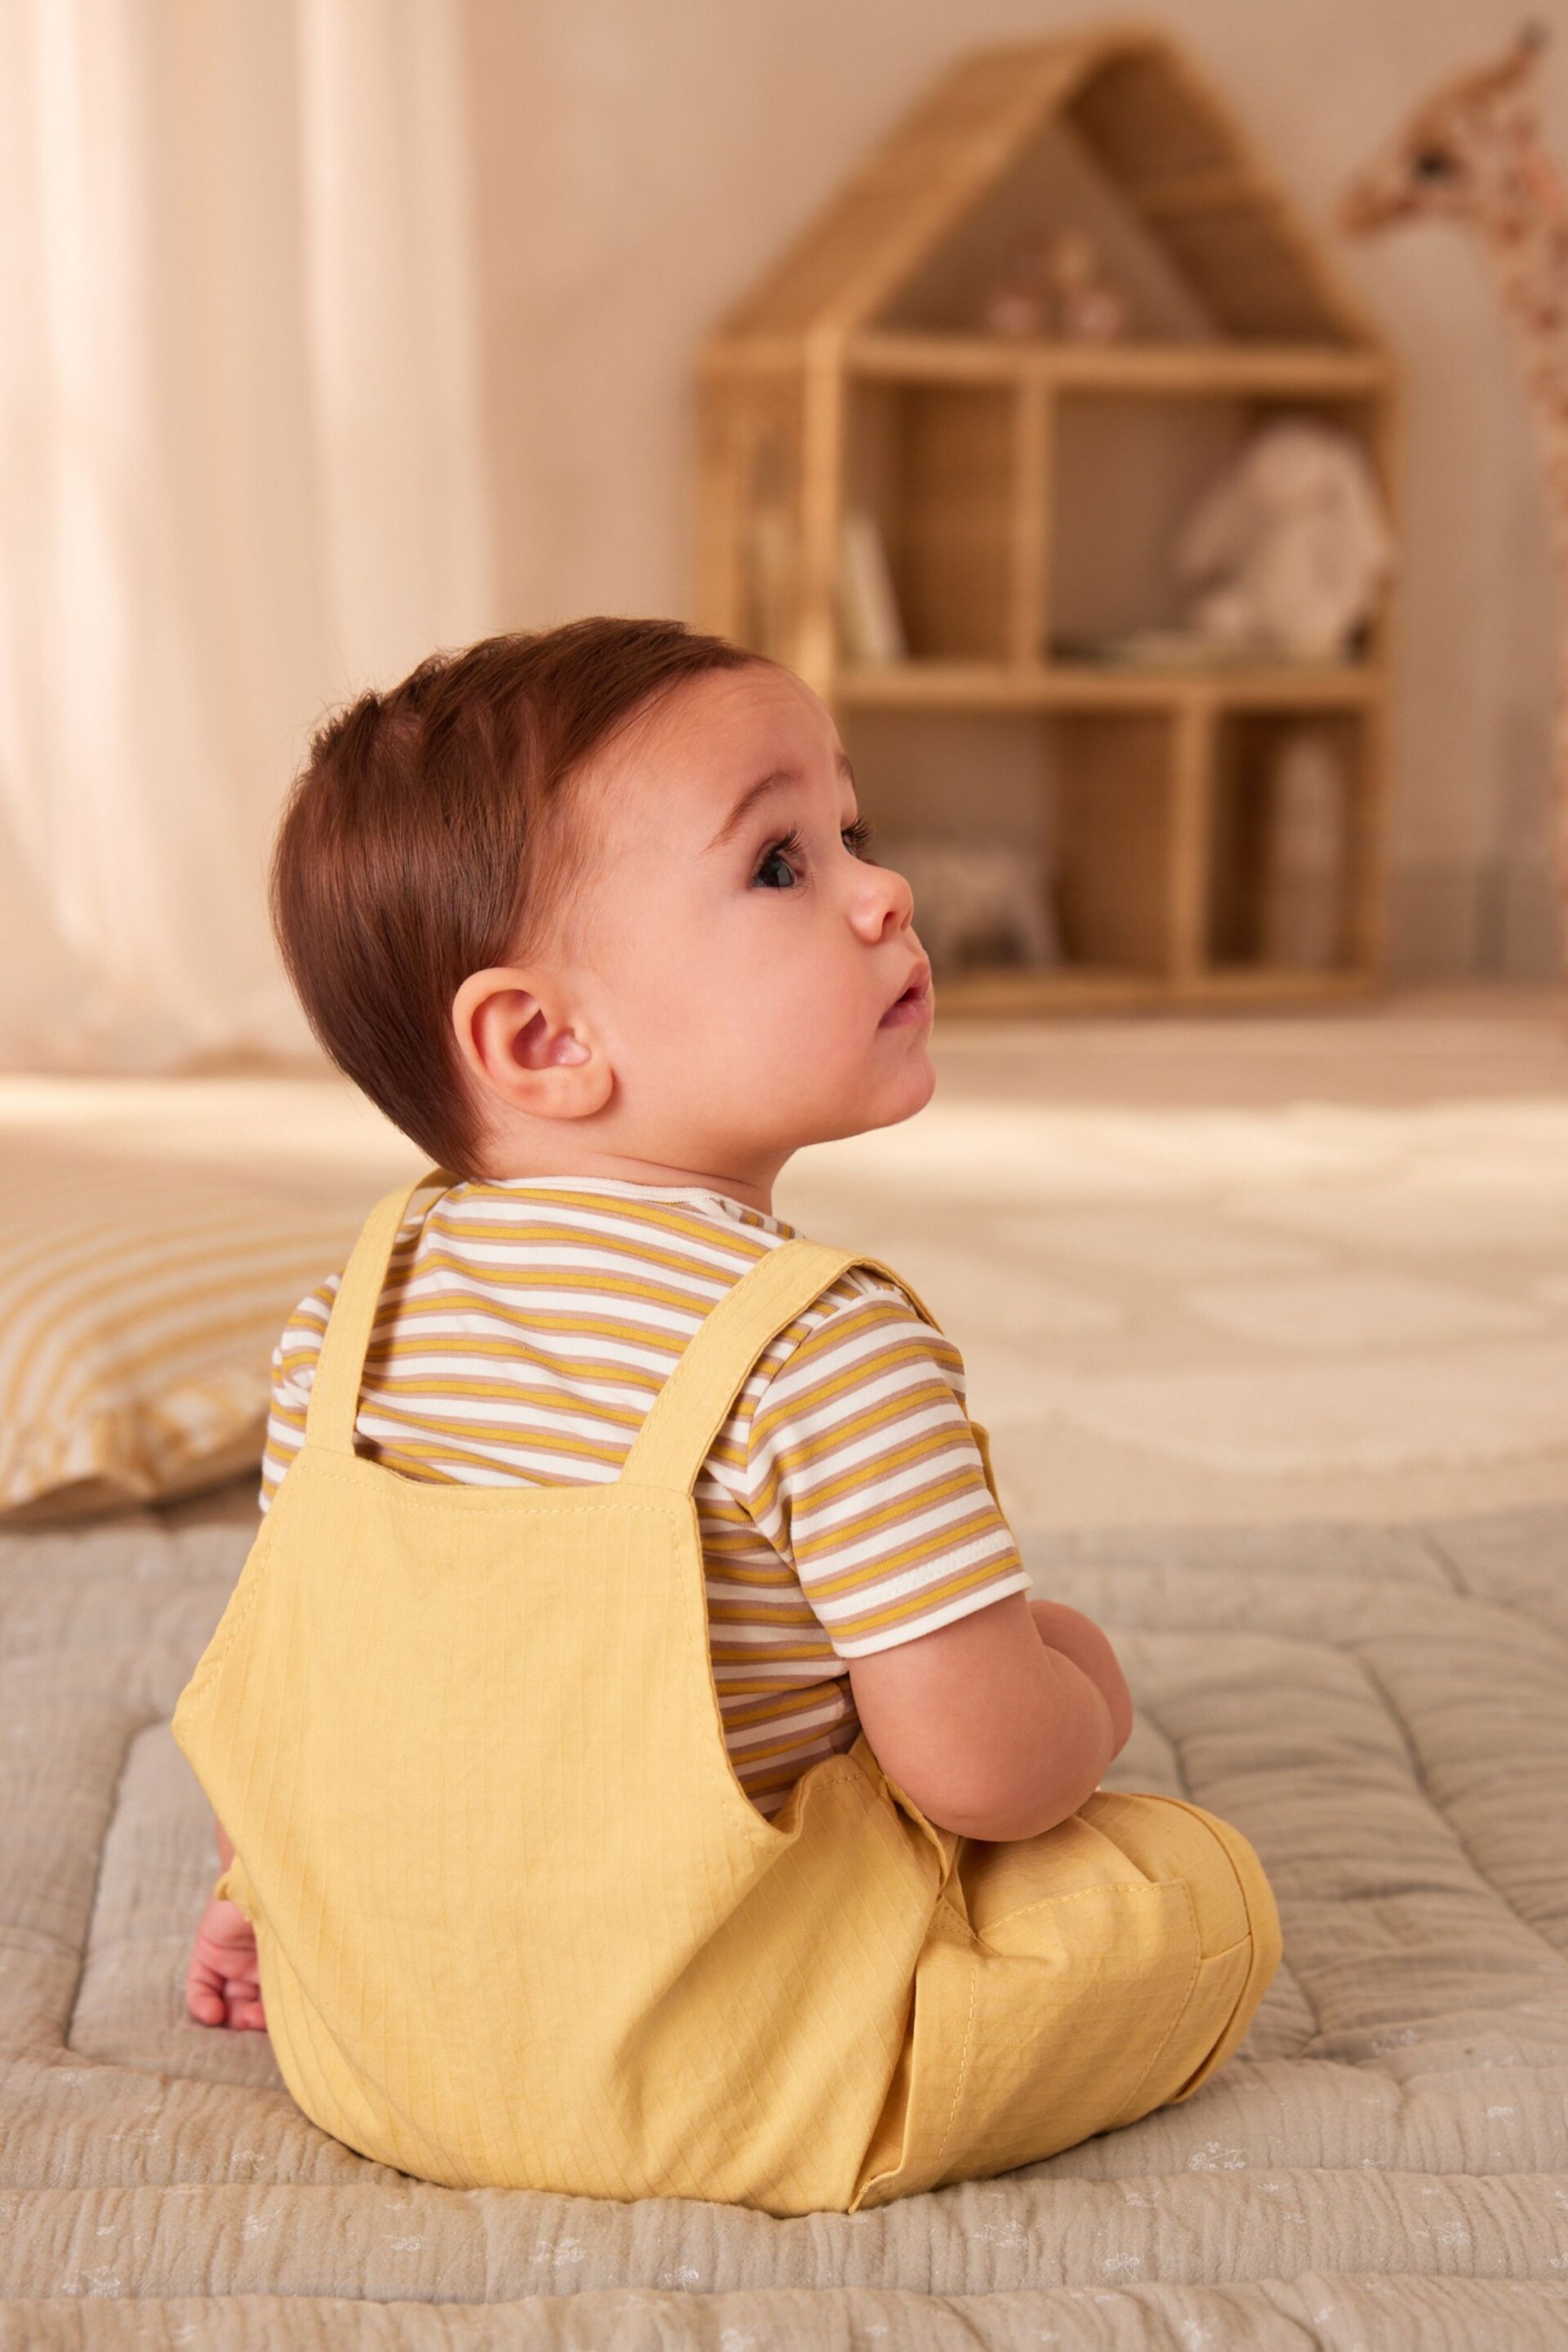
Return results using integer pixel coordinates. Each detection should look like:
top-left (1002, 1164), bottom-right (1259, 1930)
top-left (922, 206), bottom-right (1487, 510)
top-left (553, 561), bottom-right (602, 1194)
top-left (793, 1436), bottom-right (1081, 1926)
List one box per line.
top-left (880, 957), bottom-right (933, 1025)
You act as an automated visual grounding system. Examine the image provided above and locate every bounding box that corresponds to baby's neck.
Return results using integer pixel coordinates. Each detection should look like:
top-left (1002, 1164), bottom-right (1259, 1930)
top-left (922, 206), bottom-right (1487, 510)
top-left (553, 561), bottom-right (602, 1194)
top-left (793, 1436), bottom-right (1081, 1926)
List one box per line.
top-left (479, 1141), bottom-right (784, 1215)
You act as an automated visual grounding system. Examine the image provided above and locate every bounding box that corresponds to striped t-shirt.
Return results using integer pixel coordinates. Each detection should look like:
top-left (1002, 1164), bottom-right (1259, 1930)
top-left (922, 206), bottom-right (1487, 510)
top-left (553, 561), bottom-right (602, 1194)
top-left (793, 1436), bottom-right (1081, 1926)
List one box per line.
top-left (261, 1178), bottom-right (1029, 1818)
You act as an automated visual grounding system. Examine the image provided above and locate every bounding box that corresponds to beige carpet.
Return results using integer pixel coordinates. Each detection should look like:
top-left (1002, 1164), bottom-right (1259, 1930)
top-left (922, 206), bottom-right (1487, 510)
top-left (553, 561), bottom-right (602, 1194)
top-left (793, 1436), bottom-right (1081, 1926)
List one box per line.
top-left (2, 1487), bottom-right (1565, 2344)
top-left (2, 986), bottom-right (1566, 1531)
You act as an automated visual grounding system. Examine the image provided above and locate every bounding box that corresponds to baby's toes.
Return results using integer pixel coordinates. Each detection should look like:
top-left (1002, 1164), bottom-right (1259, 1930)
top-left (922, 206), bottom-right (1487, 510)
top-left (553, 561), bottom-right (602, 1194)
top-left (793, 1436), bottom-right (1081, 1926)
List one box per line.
top-left (186, 1982), bottom-right (228, 2027)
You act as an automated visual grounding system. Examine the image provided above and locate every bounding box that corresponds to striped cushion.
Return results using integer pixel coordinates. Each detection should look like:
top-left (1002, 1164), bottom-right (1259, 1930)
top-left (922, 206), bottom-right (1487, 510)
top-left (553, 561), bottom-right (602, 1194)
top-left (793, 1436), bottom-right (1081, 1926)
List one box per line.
top-left (0, 1152), bottom-right (359, 1521)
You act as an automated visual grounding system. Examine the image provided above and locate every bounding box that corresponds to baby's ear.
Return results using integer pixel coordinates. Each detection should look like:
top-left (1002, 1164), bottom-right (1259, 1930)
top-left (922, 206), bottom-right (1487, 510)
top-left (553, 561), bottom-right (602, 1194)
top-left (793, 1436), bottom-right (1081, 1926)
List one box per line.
top-left (451, 967), bottom-right (612, 1122)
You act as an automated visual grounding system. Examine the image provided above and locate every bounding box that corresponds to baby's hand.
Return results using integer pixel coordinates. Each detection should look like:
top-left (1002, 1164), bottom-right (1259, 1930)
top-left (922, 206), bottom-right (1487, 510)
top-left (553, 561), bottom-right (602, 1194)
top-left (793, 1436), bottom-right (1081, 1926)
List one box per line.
top-left (185, 1893), bottom-right (268, 2032)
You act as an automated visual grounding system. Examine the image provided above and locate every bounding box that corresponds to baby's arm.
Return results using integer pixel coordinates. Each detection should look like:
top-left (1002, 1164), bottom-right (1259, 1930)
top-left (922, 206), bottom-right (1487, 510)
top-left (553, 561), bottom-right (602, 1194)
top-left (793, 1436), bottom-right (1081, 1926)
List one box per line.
top-left (849, 1592), bottom-right (1132, 1845)
top-left (753, 1281), bottom-right (1130, 1846)
top-left (1027, 1597), bottom-right (1134, 1758)
top-left (185, 1819), bottom-right (268, 2032)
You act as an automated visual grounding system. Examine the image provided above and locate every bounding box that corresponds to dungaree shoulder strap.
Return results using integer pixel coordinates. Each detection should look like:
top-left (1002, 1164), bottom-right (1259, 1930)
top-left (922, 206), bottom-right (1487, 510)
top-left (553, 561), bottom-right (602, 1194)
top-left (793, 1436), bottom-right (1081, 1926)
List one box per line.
top-left (305, 1166), bottom-right (454, 1455)
top-left (618, 1238), bottom-right (942, 1498)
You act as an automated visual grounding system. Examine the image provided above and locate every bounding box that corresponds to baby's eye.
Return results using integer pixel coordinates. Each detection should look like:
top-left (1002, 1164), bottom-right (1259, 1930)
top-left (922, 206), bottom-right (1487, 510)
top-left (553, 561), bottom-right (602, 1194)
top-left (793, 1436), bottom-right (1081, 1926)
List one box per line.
top-left (842, 817), bottom-right (874, 860)
top-left (753, 833), bottom-right (803, 889)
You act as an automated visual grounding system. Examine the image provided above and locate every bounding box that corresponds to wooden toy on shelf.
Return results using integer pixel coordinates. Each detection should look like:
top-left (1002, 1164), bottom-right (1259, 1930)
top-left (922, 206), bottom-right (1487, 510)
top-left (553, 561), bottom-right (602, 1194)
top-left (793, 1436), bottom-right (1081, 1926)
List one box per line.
top-left (696, 25), bottom-right (1398, 1013)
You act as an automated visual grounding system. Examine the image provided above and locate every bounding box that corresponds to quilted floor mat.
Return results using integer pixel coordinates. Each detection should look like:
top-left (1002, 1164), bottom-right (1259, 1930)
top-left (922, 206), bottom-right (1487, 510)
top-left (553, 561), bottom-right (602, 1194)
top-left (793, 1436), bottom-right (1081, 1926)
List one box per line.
top-left (1, 1494), bottom-right (1566, 2345)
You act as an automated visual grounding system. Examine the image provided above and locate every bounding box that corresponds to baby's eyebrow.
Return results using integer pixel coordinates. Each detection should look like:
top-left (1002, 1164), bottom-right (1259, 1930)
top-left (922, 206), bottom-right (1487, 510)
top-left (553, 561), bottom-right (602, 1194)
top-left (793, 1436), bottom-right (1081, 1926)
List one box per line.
top-left (705, 769), bottom-right (796, 854)
top-left (704, 753), bottom-right (855, 855)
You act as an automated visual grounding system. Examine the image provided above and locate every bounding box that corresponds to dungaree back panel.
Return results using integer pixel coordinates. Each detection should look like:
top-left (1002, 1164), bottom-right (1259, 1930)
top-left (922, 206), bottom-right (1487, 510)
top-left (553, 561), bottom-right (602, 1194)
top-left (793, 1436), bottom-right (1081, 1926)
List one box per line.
top-left (174, 1170), bottom-right (1279, 2215)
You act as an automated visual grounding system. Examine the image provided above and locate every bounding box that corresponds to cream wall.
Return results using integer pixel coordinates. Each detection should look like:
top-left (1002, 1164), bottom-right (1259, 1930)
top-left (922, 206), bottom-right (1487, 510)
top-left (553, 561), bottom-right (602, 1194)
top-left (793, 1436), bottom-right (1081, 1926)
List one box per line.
top-left (464, 0), bottom-right (1567, 979)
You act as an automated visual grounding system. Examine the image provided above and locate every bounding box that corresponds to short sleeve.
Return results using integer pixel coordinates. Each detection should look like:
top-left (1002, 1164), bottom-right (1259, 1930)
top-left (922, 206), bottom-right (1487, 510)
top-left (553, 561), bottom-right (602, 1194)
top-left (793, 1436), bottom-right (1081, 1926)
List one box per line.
top-left (257, 1273), bottom-right (339, 1512)
top-left (742, 1284), bottom-right (1031, 1658)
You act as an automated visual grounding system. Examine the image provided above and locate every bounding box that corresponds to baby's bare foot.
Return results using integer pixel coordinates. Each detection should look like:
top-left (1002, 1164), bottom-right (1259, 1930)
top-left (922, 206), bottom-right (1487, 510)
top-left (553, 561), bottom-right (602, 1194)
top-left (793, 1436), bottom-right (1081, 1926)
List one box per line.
top-left (186, 1893), bottom-right (268, 2031)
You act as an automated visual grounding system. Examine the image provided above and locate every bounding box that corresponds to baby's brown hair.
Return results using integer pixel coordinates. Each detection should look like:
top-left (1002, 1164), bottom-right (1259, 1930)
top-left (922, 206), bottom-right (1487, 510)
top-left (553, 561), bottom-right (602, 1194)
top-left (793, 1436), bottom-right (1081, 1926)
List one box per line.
top-left (271, 617), bottom-right (754, 1176)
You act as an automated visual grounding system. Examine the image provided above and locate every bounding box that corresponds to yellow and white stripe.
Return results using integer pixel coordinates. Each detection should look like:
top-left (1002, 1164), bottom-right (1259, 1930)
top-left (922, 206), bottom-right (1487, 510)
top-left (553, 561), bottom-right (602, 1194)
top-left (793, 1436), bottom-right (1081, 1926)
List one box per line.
top-left (0, 1154), bottom-right (363, 1517)
top-left (262, 1177), bottom-right (1027, 1816)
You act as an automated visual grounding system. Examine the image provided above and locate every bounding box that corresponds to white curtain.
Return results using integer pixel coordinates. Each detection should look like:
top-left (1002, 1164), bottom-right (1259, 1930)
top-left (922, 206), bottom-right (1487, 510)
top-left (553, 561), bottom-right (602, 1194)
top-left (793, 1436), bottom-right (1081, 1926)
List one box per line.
top-left (0, 0), bottom-right (492, 1067)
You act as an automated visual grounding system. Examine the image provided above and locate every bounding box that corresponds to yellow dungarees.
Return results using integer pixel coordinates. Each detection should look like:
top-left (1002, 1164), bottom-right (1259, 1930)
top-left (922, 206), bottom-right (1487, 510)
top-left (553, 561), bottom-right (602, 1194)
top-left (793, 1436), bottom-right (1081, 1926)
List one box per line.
top-left (174, 1169), bottom-right (1279, 2216)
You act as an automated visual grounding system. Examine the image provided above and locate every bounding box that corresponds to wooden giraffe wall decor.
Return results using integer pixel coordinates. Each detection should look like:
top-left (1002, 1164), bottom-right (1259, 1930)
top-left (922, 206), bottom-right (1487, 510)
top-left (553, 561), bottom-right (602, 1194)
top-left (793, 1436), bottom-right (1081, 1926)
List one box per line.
top-left (1342, 23), bottom-right (1568, 972)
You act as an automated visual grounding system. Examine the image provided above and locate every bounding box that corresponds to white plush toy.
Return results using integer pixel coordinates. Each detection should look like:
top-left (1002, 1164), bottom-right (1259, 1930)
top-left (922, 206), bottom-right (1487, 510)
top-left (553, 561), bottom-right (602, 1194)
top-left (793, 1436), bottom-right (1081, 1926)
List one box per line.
top-left (1174, 418), bottom-right (1394, 662)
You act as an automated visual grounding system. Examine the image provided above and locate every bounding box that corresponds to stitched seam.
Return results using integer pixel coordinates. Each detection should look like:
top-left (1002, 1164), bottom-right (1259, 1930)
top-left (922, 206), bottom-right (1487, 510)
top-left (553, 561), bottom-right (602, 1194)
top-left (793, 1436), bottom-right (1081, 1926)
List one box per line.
top-left (1348, 1647), bottom-right (1568, 1971)
top-left (290, 1451), bottom-right (682, 1518)
top-left (976, 1878), bottom-right (1167, 1936)
top-left (1421, 1526), bottom-right (1568, 1646)
top-left (685, 1508), bottom-right (798, 1852)
top-left (61, 1710), bottom-right (158, 2055)
top-left (1276, 1960), bottom-right (1322, 2055)
top-left (1415, 1527), bottom-right (1470, 1595)
top-left (1178, 1905), bottom-right (1281, 2097)
top-left (929, 1952), bottom-right (978, 2178)
top-left (734, 1756), bottom-right (889, 1849)
top-left (1101, 1796), bottom-right (1316, 2047)
top-left (1192, 1803), bottom-right (1272, 1992)
top-left (1110, 1876), bottom-right (1203, 2127)
top-left (1104, 1793), bottom-right (1279, 1998)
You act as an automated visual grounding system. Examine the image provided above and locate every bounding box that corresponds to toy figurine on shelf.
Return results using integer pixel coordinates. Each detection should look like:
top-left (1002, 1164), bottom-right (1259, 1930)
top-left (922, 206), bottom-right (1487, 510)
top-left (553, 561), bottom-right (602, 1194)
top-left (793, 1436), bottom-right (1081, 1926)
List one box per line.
top-left (1174, 417), bottom-right (1394, 662)
top-left (1262, 730), bottom-right (1350, 970)
top-left (875, 834), bottom-right (1060, 974)
top-left (980, 227), bottom-right (1130, 342)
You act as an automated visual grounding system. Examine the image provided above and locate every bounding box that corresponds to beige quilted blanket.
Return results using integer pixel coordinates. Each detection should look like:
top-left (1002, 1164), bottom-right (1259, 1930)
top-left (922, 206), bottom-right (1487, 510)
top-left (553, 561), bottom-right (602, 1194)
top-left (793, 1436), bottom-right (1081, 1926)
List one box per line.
top-left (2, 1490), bottom-right (1565, 2346)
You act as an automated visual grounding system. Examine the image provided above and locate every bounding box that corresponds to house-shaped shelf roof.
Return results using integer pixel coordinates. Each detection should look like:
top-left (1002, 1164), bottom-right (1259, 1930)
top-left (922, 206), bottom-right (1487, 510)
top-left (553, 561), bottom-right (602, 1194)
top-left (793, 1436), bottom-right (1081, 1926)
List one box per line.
top-left (718, 24), bottom-right (1374, 350)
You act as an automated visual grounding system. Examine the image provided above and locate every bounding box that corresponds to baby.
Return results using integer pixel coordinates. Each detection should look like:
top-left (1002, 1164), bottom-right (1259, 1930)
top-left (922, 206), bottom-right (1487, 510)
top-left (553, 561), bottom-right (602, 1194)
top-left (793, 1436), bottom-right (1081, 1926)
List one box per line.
top-left (178, 618), bottom-right (1277, 2212)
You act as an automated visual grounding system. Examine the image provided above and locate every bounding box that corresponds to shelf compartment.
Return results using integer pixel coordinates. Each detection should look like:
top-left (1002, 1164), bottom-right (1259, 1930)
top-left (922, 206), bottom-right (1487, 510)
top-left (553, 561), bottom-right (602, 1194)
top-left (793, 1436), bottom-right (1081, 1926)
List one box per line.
top-left (844, 381), bottom-right (1017, 662)
top-left (1205, 709), bottom-right (1369, 976)
top-left (1048, 387), bottom-right (1389, 662)
top-left (1053, 712), bottom-right (1176, 974)
top-left (840, 706), bottom-right (1178, 989)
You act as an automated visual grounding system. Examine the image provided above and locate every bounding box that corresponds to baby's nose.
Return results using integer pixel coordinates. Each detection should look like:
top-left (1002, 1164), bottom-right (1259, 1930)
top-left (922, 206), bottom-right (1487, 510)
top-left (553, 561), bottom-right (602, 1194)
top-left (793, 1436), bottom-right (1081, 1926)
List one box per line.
top-left (854, 862), bottom-right (914, 941)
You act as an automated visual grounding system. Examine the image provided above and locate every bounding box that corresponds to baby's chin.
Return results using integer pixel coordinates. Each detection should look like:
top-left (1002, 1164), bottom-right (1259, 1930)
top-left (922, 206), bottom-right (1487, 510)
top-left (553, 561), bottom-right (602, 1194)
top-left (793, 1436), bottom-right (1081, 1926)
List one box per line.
top-left (800, 1040), bottom-right (937, 1147)
top-left (878, 1044), bottom-right (938, 1129)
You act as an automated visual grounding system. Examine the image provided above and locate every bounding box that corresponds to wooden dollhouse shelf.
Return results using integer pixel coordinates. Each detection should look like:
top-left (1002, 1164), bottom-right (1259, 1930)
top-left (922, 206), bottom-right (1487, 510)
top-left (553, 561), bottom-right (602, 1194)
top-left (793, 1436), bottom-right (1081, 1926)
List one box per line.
top-left (696, 28), bottom-right (1397, 1014)
top-left (706, 335), bottom-right (1392, 399)
top-left (836, 662), bottom-right (1383, 711)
